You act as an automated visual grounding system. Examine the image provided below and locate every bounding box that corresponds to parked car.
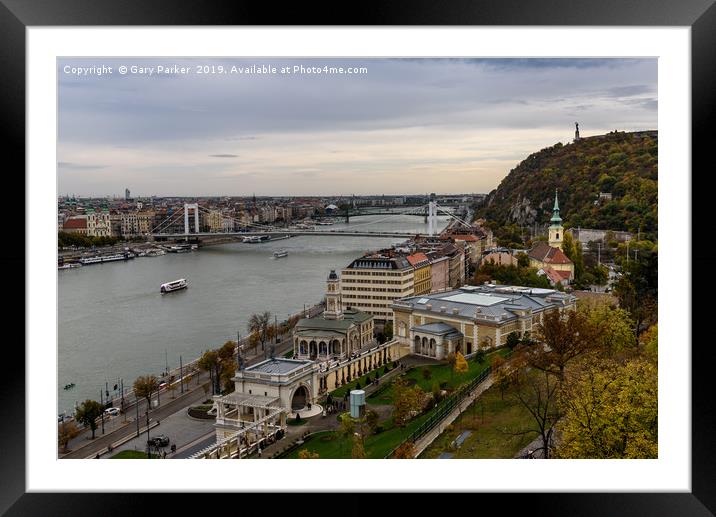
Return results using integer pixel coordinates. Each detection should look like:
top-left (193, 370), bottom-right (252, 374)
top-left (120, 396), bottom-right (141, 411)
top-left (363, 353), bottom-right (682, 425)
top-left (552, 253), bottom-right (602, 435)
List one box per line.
top-left (147, 434), bottom-right (170, 447)
top-left (104, 407), bottom-right (120, 416)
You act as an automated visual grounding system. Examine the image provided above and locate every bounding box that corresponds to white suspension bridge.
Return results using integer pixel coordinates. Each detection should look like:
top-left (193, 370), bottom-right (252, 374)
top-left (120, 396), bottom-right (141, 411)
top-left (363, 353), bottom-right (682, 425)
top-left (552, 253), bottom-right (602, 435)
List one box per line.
top-left (151, 202), bottom-right (473, 242)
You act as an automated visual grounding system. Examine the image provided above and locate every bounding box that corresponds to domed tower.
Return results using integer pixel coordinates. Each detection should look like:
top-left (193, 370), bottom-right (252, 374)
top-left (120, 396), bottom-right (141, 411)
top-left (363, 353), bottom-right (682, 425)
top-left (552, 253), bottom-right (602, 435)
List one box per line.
top-left (548, 189), bottom-right (564, 250)
top-left (323, 270), bottom-right (344, 320)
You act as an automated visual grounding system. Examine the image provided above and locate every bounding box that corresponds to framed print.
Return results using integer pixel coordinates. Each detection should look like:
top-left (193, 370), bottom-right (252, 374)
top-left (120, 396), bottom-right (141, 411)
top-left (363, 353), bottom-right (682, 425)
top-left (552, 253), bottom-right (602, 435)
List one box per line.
top-left (5, 0), bottom-right (714, 514)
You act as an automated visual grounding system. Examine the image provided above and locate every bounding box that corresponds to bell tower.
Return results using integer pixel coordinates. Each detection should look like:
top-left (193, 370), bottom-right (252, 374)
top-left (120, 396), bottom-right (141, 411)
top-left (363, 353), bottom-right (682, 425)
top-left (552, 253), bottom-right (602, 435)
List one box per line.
top-left (323, 270), bottom-right (344, 320)
top-left (548, 189), bottom-right (564, 250)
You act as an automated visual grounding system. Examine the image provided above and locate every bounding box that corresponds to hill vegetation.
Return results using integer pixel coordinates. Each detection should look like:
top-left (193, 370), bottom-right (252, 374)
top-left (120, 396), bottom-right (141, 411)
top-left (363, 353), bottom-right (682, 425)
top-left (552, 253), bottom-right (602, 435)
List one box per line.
top-left (477, 130), bottom-right (657, 241)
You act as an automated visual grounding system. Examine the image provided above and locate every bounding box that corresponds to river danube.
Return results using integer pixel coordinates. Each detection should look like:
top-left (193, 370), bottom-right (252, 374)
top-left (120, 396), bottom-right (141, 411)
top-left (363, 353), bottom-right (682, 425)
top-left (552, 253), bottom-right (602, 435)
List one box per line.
top-left (58, 214), bottom-right (449, 415)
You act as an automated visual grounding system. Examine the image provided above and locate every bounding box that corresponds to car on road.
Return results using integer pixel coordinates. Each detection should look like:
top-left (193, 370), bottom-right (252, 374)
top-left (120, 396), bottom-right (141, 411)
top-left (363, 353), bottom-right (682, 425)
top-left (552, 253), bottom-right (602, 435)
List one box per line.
top-left (158, 381), bottom-right (168, 390)
top-left (147, 434), bottom-right (170, 447)
top-left (104, 407), bottom-right (120, 416)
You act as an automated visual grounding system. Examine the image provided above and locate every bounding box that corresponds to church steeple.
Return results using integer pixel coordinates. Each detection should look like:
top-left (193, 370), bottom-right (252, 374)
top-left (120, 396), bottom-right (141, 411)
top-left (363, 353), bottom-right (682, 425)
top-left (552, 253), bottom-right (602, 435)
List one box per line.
top-left (548, 189), bottom-right (564, 250)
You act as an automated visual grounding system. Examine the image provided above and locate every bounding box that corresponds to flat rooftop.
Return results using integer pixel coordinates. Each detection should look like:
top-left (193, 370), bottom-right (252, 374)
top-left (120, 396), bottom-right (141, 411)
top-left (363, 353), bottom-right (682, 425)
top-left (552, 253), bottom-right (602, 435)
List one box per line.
top-left (246, 358), bottom-right (312, 375)
top-left (394, 284), bottom-right (575, 322)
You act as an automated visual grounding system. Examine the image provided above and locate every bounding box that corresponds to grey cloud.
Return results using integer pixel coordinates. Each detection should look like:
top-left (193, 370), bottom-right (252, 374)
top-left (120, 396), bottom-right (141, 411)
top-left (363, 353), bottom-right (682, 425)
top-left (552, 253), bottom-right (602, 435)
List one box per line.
top-left (58, 161), bottom-right (107, 170)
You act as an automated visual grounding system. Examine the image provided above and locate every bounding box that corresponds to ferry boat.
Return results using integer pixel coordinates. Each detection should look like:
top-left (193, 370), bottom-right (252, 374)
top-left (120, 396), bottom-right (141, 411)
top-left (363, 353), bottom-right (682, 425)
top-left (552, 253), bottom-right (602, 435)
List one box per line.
top-left (145, 249), bottom-right (166, 257)
top-left (79, 252), bottom-right (134, 265)
top-left (160, 278), bottom-right (188, 293)
top-left (242, 236), bottom-right (264, 243)
top-left (273, 249), bottom-right (288, 258)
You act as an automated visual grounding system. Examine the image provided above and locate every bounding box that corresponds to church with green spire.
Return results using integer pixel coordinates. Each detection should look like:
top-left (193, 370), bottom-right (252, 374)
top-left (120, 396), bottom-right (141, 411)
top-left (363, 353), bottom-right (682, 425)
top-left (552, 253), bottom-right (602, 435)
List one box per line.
top-left (527, 189), bottom-right (574, 286)
top-left (548, 189), bottom-right (564, 250)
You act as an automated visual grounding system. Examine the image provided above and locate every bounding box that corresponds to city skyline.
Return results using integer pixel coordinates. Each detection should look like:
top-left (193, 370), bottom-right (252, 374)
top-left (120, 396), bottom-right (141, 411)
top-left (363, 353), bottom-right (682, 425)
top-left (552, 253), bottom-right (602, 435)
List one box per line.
top-left (58, 57), bottom-right (657, 197)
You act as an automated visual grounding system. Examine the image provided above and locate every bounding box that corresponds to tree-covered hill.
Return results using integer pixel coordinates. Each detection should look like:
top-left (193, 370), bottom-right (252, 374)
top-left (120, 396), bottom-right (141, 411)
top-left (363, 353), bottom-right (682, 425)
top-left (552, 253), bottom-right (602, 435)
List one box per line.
top-left (477, 130), bottom-right (657, 239)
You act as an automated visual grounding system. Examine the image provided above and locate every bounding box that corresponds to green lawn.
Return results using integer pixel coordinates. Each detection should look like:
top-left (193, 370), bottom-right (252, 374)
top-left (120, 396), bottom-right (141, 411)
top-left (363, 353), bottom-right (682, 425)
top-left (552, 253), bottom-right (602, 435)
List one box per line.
top-left (284, 400), bottom-right (454, 459)
top-left (418, 377), bottom-right (536, 459)
top-left (369, 349), bottom-right (509, 405)
top-left (110, 450), bottom-right (158, 459)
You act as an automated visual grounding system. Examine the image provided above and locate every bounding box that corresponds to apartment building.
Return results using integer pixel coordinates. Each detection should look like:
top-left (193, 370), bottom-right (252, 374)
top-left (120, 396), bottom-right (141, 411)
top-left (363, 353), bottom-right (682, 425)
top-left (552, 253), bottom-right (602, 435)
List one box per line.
top-left (340, 250), bottom-right (415, 323)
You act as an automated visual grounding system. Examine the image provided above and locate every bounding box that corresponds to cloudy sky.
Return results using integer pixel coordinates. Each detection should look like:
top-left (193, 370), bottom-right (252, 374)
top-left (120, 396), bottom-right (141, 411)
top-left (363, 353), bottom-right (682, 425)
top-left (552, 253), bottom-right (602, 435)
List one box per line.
top-left (58, 58), bottom-right (657, 197)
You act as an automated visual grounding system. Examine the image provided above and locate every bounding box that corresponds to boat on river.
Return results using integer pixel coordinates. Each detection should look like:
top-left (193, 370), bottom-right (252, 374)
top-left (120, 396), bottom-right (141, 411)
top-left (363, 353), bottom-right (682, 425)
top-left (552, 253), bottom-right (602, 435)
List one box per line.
top-left (273, 249), bottom-right (288, 258)
top-left (160, 278), bottom-right (188, 293)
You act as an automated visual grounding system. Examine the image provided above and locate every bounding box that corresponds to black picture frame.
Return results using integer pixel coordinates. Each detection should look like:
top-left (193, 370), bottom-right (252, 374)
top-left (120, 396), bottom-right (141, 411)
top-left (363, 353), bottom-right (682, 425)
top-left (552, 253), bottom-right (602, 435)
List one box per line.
top-left (4, 0), bottom-right (712, 514)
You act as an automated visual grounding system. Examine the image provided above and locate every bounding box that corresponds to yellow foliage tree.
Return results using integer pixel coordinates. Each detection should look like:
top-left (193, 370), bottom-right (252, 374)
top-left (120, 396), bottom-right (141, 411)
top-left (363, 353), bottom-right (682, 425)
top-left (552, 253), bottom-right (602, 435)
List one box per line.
top-left (298, 449), bottom-right (319, 459)
top-left (454, 351), bottom-right (468, 375)
top-left (555, 357), bottom-right (657, 458)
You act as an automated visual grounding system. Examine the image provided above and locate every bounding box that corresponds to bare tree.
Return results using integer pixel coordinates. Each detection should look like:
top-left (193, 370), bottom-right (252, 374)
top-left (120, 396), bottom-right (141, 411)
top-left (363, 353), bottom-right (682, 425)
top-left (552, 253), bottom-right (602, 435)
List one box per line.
top-left (510, 369), bottom-right (561, 459)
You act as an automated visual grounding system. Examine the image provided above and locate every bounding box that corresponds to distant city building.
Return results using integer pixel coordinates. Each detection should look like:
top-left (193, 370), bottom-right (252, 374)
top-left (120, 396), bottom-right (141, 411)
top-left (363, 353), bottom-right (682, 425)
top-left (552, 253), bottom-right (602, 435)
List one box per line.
top-left (62, 216), bottom-right (88, 235)
top-left (406, 253), bottom-right (431, 296)
top-left (86, 208), bottom-right (112, 237)
top-left (125, 188), bottom-right (130, 201)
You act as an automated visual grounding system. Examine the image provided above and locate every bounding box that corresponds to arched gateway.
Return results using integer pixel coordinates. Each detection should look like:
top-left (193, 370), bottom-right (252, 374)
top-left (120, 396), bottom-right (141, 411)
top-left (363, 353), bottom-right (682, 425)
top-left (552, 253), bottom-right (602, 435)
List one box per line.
top-left (291, 385), bottom-right (309, 410)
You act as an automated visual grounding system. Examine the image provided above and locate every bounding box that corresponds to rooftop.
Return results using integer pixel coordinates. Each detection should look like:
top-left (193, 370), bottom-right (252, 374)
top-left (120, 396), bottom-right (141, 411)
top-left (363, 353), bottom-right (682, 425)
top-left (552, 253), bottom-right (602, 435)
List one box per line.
top-left (245, 358), bottom-right (312, 375)
top-left (394, 284), bottom-right (575, 322)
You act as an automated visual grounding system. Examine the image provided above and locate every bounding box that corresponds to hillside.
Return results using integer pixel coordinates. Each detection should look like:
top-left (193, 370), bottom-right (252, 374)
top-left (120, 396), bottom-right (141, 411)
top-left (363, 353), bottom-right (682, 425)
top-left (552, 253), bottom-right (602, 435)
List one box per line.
top-left (477, 130), bottom-right (657, 238)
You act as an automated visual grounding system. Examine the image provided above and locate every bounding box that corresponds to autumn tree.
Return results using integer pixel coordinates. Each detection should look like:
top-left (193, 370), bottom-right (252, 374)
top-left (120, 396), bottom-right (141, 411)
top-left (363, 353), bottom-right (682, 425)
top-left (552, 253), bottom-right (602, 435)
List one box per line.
top-left (75, 399), bottom-right (103, 439)
top-left (198, 350), bottom-right (222, 395)
top-left (613, 249), bottom-right (658, 344)
top-left (298, 449), bottom-right (320, 459)
top-left (454, 351), bottom-right (468, 375)
top-left (639, 324), bottom-right (658, 361)
top-left (580, 300), bottom-right (636, 356)
top-left (392, 377), bottom-right (424, 427)
top-left (133, 375), bottom-right (159, 409)
top-left (555, 357), bottom-right (657, 458)
top-left (524, 309), bottom-right (597, 381)
top-left (58, 420), bottom-right (80, 452)
top-left (393, 441), bottom-right (416, 459)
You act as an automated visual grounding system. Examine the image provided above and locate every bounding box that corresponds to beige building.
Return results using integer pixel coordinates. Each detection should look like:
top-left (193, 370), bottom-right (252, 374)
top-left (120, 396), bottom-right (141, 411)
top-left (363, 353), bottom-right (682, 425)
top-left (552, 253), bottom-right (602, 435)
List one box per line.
top-left (340, 251), bottom-right (415, 322)
top-left (392, 284), bottom-right (576, 359)
top-left (207, 209), bottom-right (224, 232)
top-left (86, 209), bottom-right (112, 237)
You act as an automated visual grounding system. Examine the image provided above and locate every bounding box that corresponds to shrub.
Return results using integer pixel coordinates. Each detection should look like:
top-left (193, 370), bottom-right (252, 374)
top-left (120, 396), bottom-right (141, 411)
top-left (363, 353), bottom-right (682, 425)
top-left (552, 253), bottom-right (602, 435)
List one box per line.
top-left (374, 425), bottom-right (384, 434)
top-left (422, 367), bottom-right (432, 380)
top-left (355, 381), bottom-right (361, 390)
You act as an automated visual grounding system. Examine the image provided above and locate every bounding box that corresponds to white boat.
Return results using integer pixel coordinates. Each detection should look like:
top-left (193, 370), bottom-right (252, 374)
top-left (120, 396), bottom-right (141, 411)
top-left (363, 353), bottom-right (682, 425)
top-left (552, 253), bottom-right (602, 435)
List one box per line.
top-left (273, 249), bottom-right (288, 258)
top-left (58, 263), bottom-right (81, 270)
top-left (146, 249), bottom-right (166, 257)
top-left (160, 278), bottom-right (187, 293)
top-left (242, 236), bottom-right (263, 243)
top-left (79, 252), bottom-right (134, 265)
